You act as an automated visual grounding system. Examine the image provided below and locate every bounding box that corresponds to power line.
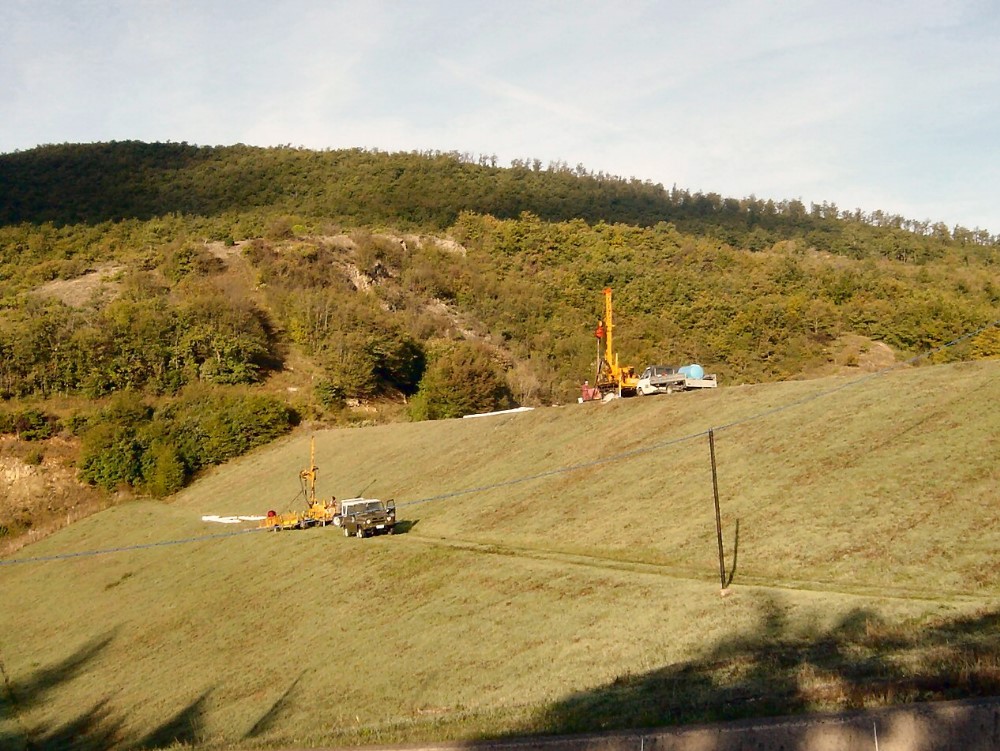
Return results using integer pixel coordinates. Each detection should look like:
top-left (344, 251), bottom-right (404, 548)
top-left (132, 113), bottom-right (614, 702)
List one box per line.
top-left (0, 487), bottom-right (305, 567)
top-left (0, 527), bottom-right (265, 567)
top-left (2, 318), bottom-right (997, 567)
top-left (403, 317), bottom-right (1000, 507)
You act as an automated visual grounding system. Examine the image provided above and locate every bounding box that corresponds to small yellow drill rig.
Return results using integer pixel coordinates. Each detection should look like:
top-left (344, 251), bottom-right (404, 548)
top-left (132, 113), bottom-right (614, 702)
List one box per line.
top-left (259, 437), bottom-right (338, 530)
top-left (591, 287), bottom-right (638, 397)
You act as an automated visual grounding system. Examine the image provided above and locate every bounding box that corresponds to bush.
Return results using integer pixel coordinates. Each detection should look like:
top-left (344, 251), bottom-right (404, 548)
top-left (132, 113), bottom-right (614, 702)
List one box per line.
top-left (15, 408), bottom-right (58, 440)
top-left (264, 216), bottom-right (295, 240)
top-left (143, 441), bottom-right (186, 498)
top-left (23, 447), bottom-right (44, 466)
top-left (0, 408), bottom-right (59, 440)
top-left (64, 412), bottom-right (91, 436)
top-left (156, 389), bottom-right (296, 475)
top-left (77, 390), bottom-right (296, 495)
top-left (315, 379), bottom-right (345, 409)
top-left (160, 241), bottom-right (223, 282)
top-left (409, 341), bottom-right (513, 420)
top-left (79, 421), bottom-right (147, 490)
top-left (321, 328), bottom-right (425, 400)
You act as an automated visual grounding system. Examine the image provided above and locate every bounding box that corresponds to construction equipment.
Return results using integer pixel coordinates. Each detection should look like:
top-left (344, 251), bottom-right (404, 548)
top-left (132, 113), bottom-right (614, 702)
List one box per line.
top-left (259, 436), bottom-right (337, 531)
top-left (591, 287), bottom-right (639, 397)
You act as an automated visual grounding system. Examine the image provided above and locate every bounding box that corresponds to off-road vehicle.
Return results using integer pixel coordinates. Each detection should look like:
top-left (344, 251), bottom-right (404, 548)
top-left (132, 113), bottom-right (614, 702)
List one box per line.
top-left (335, 498), bottom-right (397, 538)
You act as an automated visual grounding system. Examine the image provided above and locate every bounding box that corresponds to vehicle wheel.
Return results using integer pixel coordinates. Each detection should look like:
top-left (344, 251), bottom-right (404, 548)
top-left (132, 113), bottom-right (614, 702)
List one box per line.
top-left (388, 526), bottom-right (395, 535)
top-left (343, 527), bottom-right (350, 537)
top-left (356, 527), bottom-right (365, 538)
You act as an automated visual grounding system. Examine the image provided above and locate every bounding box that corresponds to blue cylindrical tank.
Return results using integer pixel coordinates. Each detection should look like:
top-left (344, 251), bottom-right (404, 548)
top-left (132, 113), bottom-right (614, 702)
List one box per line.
top-left (679, 364), bottom-right (705, 379)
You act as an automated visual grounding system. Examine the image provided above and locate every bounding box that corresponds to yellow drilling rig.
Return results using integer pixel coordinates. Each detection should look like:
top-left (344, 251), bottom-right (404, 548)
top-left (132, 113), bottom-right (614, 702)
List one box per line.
top-left (591, 287), bottom-right (639, 397)
top-left (259, 436), bottom-right (338, 530)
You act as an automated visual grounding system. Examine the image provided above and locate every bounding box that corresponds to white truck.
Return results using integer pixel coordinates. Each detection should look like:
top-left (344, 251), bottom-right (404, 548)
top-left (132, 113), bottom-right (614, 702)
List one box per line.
top-left (636, 364), bottom-right (717, 395)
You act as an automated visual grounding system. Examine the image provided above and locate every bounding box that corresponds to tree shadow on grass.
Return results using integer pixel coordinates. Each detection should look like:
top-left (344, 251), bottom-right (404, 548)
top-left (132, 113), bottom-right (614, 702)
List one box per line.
top-left (1, 629), bottom-right (215, 751)
top-left (495, 600), bottom-right (1000, 750)
top-left (246, 671), bottom-right (305, 738)
top-left (135, 691), bottom-right (210, 750)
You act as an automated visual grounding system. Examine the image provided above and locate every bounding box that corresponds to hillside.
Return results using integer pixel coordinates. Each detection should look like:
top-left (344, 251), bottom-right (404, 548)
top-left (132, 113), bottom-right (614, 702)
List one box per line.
top-left (2, 141), bottom-right (1000, 565)
top-left (2, 359), bottom-right (998, 749)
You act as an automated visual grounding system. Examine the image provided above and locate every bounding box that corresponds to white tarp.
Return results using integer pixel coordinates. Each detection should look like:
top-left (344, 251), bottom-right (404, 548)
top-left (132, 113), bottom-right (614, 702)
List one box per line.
top-left (201, 515), bottom-right (266, 524)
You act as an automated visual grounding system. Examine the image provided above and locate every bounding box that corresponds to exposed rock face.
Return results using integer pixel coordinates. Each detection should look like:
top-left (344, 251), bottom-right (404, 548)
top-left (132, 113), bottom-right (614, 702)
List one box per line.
top-left (0, 437), bottom-right (105, 554)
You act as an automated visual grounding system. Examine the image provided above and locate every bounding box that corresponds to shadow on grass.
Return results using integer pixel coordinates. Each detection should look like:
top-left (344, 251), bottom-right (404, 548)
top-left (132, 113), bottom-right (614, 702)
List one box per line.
top-left (494, 600), bottom-right (1000, 750)
top-left (0, 630), bottom-right (214, 751)
top-left (246, 671), bottom-right (305, 738)
top-left (136, 691), bottom-right (210, 750)
top-left (394, 519), bottom-right (420, 534)
top-left (724, 518), bottom-right (739, 589)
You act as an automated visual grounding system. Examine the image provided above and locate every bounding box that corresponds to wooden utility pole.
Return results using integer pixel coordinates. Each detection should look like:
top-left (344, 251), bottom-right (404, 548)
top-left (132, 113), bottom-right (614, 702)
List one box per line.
top-left (709, 429), bottom-right (728, 594)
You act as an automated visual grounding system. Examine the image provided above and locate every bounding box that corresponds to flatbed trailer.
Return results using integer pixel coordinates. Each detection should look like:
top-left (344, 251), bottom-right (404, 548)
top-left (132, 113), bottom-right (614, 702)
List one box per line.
top-left (637, 365), bottom-right (717, 395)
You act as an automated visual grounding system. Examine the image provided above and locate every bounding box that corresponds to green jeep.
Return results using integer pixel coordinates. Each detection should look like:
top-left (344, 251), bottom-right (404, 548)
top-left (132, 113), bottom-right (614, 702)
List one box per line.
top-left (336, 498), bottom-right (397, 538)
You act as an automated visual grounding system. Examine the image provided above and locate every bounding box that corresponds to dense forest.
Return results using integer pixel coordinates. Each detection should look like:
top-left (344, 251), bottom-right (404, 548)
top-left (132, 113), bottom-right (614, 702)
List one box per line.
top-left (1, 141), bottom-right (998, 508)
top-left (3, 141), bottom-right (998, 251)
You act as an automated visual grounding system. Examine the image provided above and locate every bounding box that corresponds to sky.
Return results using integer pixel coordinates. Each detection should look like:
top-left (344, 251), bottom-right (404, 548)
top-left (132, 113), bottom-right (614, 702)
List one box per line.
top-left (2, 0), bottom-right (999, 233)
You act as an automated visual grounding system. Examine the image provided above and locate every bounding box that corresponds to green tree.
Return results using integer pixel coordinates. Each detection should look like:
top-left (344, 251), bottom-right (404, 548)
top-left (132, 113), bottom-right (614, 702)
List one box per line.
top-left (79, 423), bottom-right (147, 490)
top-left (410, 342), bottom-right (513, 420)
top-left (143, 441), bottom-right (186, 497)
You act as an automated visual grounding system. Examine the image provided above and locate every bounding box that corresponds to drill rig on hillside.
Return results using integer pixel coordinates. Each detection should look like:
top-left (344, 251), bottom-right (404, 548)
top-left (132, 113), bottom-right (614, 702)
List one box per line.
top-left (259, 436), bottom-right (338, 530)
top-left (591, 287), bottom-right (639, 397)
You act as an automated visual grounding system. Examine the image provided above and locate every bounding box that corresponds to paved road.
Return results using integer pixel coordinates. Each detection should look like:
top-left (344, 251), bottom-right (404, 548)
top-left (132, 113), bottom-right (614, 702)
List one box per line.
top-left (283, 697), bottom-right (1000, 751)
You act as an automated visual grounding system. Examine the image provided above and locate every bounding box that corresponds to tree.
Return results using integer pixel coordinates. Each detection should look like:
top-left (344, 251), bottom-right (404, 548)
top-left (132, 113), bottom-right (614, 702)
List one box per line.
top-left (143, 441), bottom-right (186, 497)
top-left (409, 342), bottom-right (513, 420)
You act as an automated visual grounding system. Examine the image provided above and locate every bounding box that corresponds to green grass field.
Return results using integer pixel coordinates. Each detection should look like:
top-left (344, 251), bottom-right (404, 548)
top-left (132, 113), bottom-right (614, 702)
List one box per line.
top-left (2, 360), bottom-right (999, 750)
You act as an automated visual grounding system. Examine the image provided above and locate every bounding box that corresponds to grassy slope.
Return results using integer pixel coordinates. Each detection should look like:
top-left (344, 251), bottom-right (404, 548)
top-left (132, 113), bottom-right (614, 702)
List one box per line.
top-left (1, 360), bottom-right (999, 749)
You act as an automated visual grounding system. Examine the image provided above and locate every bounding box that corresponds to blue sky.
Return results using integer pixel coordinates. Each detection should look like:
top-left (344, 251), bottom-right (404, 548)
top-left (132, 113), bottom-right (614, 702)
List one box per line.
top-left (3, 0), bottom-right (998, 233)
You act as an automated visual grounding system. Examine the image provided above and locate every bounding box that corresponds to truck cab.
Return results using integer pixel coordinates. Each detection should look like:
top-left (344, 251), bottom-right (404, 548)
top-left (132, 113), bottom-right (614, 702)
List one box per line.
top-left (637, 365), bottom-right (687, 395)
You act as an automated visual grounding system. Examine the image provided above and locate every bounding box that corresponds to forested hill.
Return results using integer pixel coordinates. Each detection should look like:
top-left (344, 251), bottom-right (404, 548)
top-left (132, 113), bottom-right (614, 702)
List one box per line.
top-left (2, 141), bottom-right (997, 257)
top-left (1, 141), bottom-right (999, 530)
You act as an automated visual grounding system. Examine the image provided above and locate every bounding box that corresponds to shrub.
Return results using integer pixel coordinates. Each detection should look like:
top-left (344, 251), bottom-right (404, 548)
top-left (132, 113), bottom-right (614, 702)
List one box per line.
top-left (78, 390), bottom-right (296, 494)
top-left (23, 447), bottom-right (44, 466)
top-left (79, 421), bottom-right (147, 490)
top-left (409, 341), bottom-right (513, 420)
top-left (0, 408), bottom-right (59, 440)
top-left (264, 216), bottom-right (295, 240)
top-left (315, 379), bottom-right (345, 409)
top-left (160, 241), bottom-right (223, 282)
top-left (15, 408), bottom-right (58, 440)
top-left (159, 390), bottom-right (296, 474)
top-left (64, 412), bottom-right (91, 436)
top-left (143, 441), bottom-right (186, 498)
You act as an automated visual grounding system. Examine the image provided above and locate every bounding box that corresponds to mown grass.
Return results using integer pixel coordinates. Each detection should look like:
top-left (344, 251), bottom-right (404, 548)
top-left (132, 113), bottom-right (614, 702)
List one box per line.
top-left (1, 360), bottom-right (999, 750)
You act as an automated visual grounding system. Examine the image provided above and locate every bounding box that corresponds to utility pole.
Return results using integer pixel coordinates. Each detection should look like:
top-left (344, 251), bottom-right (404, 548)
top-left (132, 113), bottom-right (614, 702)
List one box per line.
top-left (709, 428), bottom-right (728, 595)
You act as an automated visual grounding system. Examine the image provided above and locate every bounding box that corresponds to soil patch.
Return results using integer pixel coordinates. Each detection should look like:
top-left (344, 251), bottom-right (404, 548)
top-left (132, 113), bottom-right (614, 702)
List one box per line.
top-left (0, 437), bottom-right (107, 556)
top-left (33, 264), bottom-right (124, 307)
